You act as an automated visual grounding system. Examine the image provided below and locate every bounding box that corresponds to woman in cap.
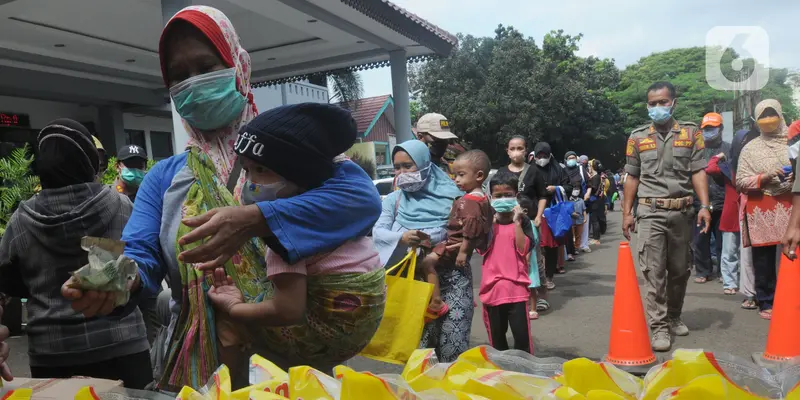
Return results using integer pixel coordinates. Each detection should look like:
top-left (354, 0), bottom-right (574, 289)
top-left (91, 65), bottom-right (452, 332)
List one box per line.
top-left (62, 6), bottom-right (381, 390)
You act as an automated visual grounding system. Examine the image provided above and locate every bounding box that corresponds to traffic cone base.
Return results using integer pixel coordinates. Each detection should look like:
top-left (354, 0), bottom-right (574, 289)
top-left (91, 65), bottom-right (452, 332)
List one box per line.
top-left (753, 254), bottom-right (800, 368)
top-left (604, 242), bottom-right (657, 372)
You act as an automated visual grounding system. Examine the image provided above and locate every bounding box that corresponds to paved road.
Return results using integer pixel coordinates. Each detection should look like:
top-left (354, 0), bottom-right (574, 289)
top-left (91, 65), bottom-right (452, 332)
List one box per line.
top-left (4, 209), bottom-right (770, 377)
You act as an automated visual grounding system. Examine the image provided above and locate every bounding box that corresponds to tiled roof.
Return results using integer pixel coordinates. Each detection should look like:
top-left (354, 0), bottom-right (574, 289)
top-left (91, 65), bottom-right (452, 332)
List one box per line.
top-left (337, 95), bottom-right (392, 134)
top-left (381, 0), bottom-right (458, 45)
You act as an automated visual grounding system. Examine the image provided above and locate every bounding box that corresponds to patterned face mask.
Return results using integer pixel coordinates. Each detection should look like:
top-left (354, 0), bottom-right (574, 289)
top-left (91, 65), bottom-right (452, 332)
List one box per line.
top-left (396, 165), bottom-right (431, 192)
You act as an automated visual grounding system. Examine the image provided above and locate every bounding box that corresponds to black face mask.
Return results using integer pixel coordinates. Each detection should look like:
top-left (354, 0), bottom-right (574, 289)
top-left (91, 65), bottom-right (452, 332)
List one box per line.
top-left (429, 141), bottom-right (448, 158)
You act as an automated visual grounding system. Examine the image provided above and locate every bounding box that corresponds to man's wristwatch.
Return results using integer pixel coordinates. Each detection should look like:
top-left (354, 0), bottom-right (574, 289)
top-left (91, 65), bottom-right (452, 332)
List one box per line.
top-left (700, 204), bottom-right (713, 212)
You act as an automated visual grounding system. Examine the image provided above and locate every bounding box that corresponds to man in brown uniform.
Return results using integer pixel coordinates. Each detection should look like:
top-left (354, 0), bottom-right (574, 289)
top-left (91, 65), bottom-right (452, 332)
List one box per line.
top-left (622, 81), bottom-right (712, 352)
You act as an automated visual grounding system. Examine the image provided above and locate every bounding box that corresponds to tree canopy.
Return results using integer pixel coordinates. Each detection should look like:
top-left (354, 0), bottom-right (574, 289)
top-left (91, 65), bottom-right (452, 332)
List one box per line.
top-left (414, 26), bottom-right (624, 166)
top-left (412, 26), bottom-right (799, 170)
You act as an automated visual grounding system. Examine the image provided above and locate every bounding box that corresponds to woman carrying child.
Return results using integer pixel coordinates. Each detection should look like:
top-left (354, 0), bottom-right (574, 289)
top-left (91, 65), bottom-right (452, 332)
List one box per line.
top-left (479, 170), bottom-right (535, 353)
top-left (373, 140), bottom-right (473, 362)
top-left (421, 150), bottom-right (493, 322)
top-left (202, 103), bottom-right (386, 379)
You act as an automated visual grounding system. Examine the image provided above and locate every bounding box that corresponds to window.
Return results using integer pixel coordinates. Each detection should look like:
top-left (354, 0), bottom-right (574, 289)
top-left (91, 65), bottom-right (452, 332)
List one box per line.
top-left (150, 131), bottom-right (174, 160)
top-left (124, 129), bottom-right (147, 155)
top-left (375, 144), bottom-right (389, 166)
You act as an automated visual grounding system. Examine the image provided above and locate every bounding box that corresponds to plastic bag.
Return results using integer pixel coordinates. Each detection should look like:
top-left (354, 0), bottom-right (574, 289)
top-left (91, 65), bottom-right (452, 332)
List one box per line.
top-left (69, 237), bottom-right (138, 306)
top-left (0, 388), bottom-right (32, 400)
top-left (558, 358), bottom-right (642, 398)
top-left (641, 350), bottom-right (780, 400)
top-left (175, 365), bottom-right (232, 400)
top-left (360, 250), bottom-right (433, 364)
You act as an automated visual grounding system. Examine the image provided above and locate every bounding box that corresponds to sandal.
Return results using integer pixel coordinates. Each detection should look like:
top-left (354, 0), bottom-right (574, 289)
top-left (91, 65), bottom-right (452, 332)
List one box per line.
top-left (723, 288), bottom-right (737, 295)
top-left (536, 299), bottom-right (550, 312)
top-left (741, 298), bottom-right (757, 310)
top-left (424, 302), bottom-right (450, 323)
top-left (567, 255), bottom-right (575, 262)
top-left (529, 310), bottom-right (539, 320)
top-left (759, 309), bottom-right (773, 320)
top-left (694, 276), bottom-right (708, 284)
top-left (545, 281), bottom-right (556, 290)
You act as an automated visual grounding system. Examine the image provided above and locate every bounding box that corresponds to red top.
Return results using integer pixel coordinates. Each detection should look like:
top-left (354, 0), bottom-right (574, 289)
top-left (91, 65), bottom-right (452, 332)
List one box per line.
top-left (706, 155), bottom-right (739, 232)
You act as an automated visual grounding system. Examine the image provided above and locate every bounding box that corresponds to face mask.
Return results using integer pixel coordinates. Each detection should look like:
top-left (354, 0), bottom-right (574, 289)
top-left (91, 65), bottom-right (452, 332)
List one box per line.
top-left (240, 180), bottom-right (286, 205)
top-left (508, 150), bottom-right (525, 161)
top-left (566, 159), bottom-right (577, 168)
top-left (535, 157), bottom-right (550, 167)
top-left (757, 116), bottom-right (781, 134)
top-left (120, 168), bottom-right (145, 187)
top-left (491, 197), bottom-right (518, 213)
top-left (170, 68), bottom-right (247, 131)
top-left (396, 165), bottom-right (430, 192)
top-left (647, 102), bottom-right (674, 124)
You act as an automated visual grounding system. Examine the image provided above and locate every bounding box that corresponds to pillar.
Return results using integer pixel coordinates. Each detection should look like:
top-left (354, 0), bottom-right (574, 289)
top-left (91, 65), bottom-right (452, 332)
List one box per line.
top-left (97, 105), bottom-right (126, 156)
top-left (390, 50), bottom-right (413, 143)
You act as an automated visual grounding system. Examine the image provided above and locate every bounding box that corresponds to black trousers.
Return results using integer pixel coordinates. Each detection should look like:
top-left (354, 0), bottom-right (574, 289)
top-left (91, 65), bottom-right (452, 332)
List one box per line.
top-left (752, 245), bottom-right (778, 311)
top-left (590, 200), bottom-right (605, 240)
top-left (544, 247), bottom-right (559, 279)
top-left (484, 302), bottom-right (532, 353)
top-left (693, 210), bottom-right (723, 279)
top-left (30, 350), bottom-right (153, 389)
top-left (565, 226), bottom-right (576, 255)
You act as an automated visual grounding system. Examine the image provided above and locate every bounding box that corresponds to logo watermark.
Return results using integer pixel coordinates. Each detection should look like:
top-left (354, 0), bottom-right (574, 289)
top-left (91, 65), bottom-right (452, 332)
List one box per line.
top-left (705, 26), bottom-right (769, 91)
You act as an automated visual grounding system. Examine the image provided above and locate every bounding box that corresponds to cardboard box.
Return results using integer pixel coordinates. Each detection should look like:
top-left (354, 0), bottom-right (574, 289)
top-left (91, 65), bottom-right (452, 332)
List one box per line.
top-left (0, 377), bottom-right (122, 399)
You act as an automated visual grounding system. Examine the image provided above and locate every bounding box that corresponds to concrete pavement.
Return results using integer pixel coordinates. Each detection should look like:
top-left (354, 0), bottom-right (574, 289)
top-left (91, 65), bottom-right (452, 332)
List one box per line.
top-left (4, 209), bottom-right (770, 377)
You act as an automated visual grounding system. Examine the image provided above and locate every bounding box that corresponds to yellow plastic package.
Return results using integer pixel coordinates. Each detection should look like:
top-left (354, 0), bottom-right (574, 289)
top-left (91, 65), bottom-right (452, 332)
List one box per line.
top-left (231, 355), bottom-right (290, 400)
top-left (175, 365), bottom-right (232, 400)
top-left (288, 366), bottom-right (340, 400)
top-left (655, 375), bottom-right (732, 399)
top-left (559, 358), bottom-right (642, 399)
top-left (0, 388), bottom-right (32, 400)
top-left (247, 392), bottom-right (289, 400)
top-left (641, 350), bottom-right (779, 400)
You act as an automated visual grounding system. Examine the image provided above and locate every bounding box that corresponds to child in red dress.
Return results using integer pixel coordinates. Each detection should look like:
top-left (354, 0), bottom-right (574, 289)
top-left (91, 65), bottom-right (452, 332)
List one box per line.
top-left (421, 150), bottom-right (493, 321)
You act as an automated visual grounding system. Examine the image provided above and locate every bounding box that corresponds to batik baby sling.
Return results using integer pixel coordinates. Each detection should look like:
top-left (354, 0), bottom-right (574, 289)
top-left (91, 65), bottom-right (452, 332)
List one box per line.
top-left (158, 148), bottom-right (268, 391)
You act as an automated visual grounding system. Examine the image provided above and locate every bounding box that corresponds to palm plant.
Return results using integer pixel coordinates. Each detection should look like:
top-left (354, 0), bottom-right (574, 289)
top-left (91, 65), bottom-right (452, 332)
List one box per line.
top-left (328, 72), bottom-right (364, 108)
top-left (0, 145), bottom-right (39, 236)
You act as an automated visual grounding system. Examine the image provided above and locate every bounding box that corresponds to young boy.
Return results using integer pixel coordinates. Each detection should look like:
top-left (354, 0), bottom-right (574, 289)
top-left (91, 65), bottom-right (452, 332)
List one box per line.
top-left (421, 150), bottom-right (493, 322)
top-left (478, 170), bottom-right (534, 353)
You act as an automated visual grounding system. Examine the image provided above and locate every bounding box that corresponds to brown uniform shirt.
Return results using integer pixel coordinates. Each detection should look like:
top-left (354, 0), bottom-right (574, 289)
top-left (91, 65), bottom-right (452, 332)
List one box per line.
top-left (624, 120), bottom-right (707, 199)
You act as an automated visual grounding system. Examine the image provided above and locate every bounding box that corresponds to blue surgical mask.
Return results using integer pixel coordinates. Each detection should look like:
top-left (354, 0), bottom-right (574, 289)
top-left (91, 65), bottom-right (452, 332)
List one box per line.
top-left (170, 68), bottom-right (246, 131)
top-left (240, 180), bottom-right (286, 205)
top-left (566, 159), bottom-right (578, 168)
top-left (648, 103), bottom-right (674, 124)
top-left (491, 197), bottom-right (518, 213)
top-left (702, 127), bottom-right (721, 141)
top-left (120, 168), bottom-right (145, 187)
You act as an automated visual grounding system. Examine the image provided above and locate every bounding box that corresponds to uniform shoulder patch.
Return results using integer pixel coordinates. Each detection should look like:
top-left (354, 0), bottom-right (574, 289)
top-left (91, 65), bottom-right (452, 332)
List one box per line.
top-left (626, 139), bottom-right (635, 156)
top-left (694, 130), bottom-right (705, 150)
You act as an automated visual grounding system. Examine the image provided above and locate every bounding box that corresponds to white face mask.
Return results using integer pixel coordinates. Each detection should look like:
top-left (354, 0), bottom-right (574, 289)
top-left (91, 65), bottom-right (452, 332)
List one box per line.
top-left (396, 165), bottom-right (431, 192)
top-left (240, 180), bottom-right (286, 204)
top-left (535, 157), bottom-right (550, 167)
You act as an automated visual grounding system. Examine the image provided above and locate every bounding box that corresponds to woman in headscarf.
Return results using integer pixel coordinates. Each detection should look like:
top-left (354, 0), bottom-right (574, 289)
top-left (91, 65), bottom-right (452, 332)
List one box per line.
top-left (736, 99), bottom-right (793, 320)
top-left (373, 140), bottom-right (469, 362)
top-left (527, 142), bottom-right (572, 289)
top-left (1, 120), bottom-right (150, 387)
top-left (62, 6), bottom-right (381, 391)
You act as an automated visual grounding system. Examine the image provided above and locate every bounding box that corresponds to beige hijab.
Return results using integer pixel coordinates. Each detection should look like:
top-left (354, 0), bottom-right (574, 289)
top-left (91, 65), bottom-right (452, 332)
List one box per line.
top-left (737, 99), bottom-right (791, 195)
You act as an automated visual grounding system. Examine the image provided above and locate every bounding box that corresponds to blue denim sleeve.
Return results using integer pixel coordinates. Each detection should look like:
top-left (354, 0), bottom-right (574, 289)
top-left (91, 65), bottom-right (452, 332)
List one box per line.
top-left (257, 160), bottom-right (382, 264)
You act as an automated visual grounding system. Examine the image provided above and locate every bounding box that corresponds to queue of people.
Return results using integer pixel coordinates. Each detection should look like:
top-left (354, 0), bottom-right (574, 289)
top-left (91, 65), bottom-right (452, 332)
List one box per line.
top-left (2, 5), bottom-right (800, 392)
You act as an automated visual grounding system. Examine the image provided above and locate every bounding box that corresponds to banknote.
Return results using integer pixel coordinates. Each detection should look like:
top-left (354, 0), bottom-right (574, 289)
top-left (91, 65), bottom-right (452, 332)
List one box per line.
top-left (70, 237), bottom-right (138, 307)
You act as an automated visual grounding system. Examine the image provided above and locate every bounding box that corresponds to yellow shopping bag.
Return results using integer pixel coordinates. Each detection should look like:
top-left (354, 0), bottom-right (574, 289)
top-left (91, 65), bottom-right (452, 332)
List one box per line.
top-left (360, 249), bottom-right (433, 365)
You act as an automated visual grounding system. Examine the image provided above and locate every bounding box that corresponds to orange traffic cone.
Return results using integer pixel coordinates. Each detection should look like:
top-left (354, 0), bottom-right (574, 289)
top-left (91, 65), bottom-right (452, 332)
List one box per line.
top-left (604, 242), bottom-right (657, 370)
top-left (761, 254), bottom-right (800, 362)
